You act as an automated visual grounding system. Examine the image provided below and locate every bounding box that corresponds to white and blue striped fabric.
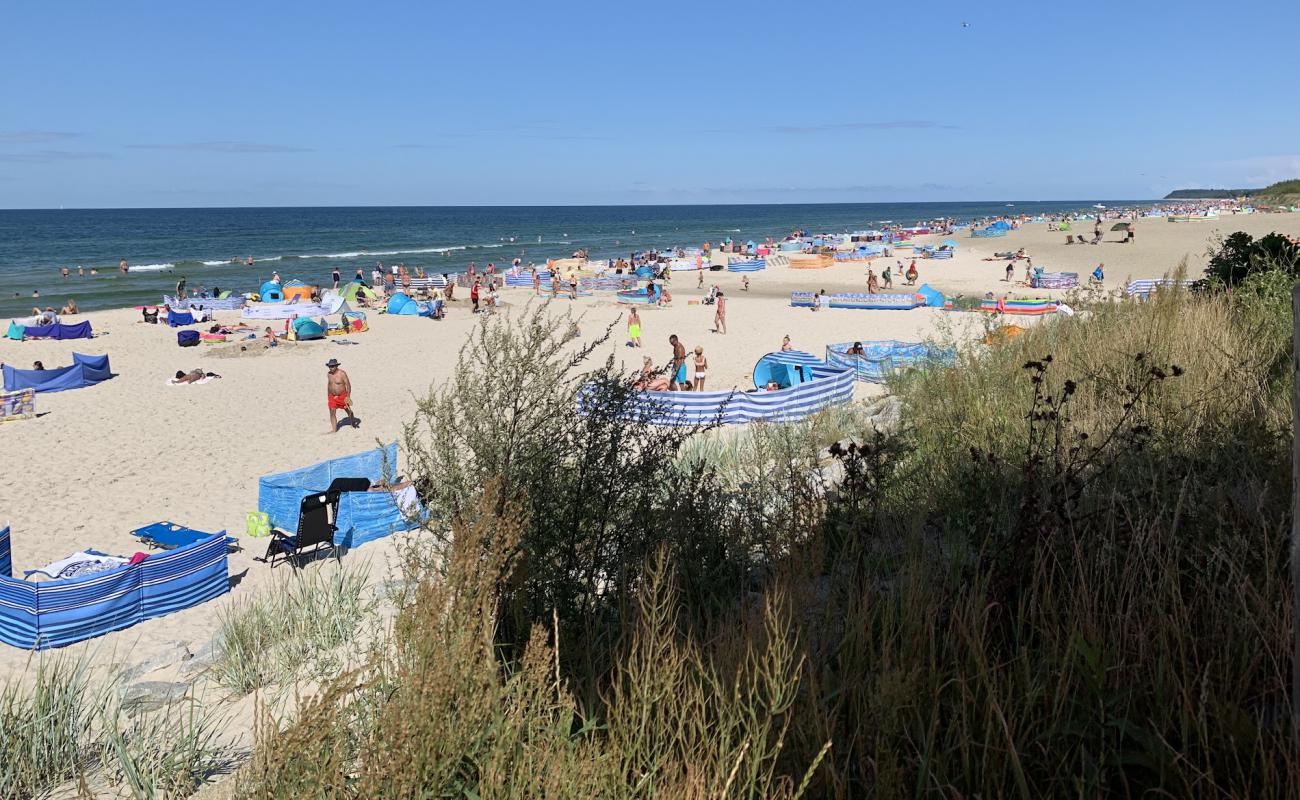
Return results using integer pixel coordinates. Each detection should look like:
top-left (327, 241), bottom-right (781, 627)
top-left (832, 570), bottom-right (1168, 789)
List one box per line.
top-left (164, 295), bottom-right (247, 311)
top-left (825, 341), bottom-right (955, 383)
top-left (241, 294), bottom-right (348, 320)
top-left (591, 276), bottom-right (638, 292)
top-left (404, 276), bottom-right (449, 291)
top-left (726, 259), bottom-right (767, 272)
top-left (1125, 278), bottom-right (1197, 298)
top-left (504, 271), bottom-right (552, 287)
top-left (0, 526), bottom-right (229, 650)
top-left (591, 351), bottom-right (854, 426)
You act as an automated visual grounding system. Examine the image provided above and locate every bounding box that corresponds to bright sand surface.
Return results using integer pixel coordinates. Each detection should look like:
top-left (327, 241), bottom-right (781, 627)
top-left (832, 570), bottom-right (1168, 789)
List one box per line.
top-left (1, 210), bottom-right (1297, 686)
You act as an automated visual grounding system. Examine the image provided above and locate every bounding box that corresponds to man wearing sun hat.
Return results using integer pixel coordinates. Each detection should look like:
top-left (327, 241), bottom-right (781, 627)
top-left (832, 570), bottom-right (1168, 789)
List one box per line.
top-left (325, 358), bottom-right (356, 433)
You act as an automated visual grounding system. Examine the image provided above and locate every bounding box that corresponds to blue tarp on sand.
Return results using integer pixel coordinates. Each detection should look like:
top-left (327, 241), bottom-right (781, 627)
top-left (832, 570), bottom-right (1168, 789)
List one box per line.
top-left (258, 444), bottom-right (426, 548)
top-left (2, 353), bottom-right (113, 393)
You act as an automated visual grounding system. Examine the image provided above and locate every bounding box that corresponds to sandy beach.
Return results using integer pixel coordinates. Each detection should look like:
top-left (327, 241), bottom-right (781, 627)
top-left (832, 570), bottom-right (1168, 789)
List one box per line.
top-left (1, 209), bottom-right (1297, 683)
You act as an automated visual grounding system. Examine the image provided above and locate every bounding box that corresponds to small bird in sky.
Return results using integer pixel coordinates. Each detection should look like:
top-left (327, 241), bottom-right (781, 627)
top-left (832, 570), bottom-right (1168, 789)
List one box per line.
top-left (962, 21), bottom-right (970, 27)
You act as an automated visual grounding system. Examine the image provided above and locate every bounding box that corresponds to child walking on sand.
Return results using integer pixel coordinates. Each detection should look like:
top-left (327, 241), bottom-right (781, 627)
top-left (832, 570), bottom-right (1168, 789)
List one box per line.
top-left (627, 307), bottom-right (642, 347)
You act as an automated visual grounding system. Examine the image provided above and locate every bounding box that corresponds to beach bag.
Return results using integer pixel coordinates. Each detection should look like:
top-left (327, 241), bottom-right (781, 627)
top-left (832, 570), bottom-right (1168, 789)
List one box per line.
top-left (245, 511), bottom-right (270, 538)
top-left (177, 330), bottom-right (200, 347)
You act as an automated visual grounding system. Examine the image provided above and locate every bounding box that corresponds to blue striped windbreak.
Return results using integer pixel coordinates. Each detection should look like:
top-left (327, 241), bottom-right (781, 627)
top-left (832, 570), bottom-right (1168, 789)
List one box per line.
top-left (0, 527), bottom-right (229, 650)
top-left (585, 351), bottom-right (855, 426)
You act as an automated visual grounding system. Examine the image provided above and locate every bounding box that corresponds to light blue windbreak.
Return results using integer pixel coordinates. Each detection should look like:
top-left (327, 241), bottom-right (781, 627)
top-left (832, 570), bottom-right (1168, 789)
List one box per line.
top-left (257, 443), bottom-right (425, 548)
top-left (825, 341), bottom-right (955, 383)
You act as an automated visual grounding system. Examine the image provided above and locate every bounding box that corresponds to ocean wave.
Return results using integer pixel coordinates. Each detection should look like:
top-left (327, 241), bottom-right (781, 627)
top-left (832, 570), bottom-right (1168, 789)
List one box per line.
top-left (297, 245), bottom-right (470, 259)
top-left (200, 260), bottom-right (229, 266)
top-left (129, 263), bottom-right (174, 272)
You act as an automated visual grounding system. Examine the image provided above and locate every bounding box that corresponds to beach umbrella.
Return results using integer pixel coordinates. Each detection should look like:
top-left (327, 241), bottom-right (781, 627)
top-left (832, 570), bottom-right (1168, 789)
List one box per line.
top-left (1110, 222), bottom-right (1132, 231)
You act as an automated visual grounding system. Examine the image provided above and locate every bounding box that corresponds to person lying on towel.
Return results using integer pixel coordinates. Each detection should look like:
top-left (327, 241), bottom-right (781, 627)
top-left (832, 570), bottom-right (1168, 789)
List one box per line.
top-left (173, 369), bottom-right (221, 384)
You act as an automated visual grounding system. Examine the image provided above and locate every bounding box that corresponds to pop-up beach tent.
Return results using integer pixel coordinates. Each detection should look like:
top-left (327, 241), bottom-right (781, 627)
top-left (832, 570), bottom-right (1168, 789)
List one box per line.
top-left (3, 353), bottom-right (113, 393)
top-left (386, 292), bottom-right (436, 316)
top-left (751, 349), bottom-right (823, 389)
top-left (289, 317), bottom-right (326, 340)
top-left (259, 281), bottom-right (285, 302)
top-left (282, 281), bottom-right (316, 302)
top-left (340, 282), bottom-right (381, 304)
top-left (258, 443), bottom-right (426, 549)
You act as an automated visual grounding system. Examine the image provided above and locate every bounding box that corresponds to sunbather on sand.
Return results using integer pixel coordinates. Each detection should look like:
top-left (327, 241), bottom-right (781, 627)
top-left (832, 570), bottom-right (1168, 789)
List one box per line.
top-left (369, 479), bottom-right (413, 492)
top-left (173, 369), bottom-right (220, 384)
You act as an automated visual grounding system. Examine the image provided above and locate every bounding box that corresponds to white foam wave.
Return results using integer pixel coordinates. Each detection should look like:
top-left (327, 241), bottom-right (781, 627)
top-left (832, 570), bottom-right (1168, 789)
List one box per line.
top-left (129, 263), bottom-right (174, 272)
top-left (201, 260), bottom-right (227, 266)
top-left (299, 245), bottom-right (470, 259)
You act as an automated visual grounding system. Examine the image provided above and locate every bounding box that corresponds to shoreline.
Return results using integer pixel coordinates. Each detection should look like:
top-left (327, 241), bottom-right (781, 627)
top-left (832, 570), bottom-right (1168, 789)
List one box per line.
top-left (0, 199), bottom-right (1183, 317)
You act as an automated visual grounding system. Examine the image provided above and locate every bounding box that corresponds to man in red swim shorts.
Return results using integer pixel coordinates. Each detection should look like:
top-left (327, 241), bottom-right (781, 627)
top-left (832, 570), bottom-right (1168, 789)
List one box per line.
top-left (325, 358), bottom-right (356, 433)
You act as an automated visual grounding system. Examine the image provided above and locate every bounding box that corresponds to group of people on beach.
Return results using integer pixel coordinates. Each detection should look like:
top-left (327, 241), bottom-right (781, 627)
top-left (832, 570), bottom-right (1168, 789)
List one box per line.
top-left (634, 334), bottom-right (708, 392)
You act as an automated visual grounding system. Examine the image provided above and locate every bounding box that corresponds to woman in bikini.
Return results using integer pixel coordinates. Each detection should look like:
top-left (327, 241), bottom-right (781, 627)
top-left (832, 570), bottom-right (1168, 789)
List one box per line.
top-left (693, 346), bottom-right (708, 391)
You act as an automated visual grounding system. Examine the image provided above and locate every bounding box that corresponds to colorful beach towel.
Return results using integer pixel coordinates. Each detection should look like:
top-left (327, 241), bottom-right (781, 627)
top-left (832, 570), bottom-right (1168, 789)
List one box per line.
top-left (25, 550), bottom-right (128, 581)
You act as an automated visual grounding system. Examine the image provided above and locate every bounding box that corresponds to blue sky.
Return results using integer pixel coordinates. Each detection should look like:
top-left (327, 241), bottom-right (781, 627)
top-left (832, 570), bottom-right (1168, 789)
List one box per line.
top-left (2, 0), bottom-right (1297, 208)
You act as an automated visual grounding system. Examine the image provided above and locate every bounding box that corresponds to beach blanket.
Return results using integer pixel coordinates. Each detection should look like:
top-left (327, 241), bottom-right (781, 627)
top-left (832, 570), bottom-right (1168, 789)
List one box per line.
top-left (25, 550), bottom-right (128, 581)
top-left (166, 375), bottom-right (218, 386)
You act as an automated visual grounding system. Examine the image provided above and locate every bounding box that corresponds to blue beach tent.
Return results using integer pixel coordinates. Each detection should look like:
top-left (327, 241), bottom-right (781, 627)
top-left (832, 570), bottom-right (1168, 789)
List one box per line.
top-left (290, 317), bottom-right (326, 340)
top-left (751, 350), bottom-right (823, 390)
top-left (259, 281), bottom-right (285, 302)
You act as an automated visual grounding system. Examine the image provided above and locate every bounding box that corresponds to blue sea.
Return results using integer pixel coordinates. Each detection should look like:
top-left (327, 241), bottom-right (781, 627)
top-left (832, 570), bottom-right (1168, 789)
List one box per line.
top-left (0, 202), bottom-right (1146, 316)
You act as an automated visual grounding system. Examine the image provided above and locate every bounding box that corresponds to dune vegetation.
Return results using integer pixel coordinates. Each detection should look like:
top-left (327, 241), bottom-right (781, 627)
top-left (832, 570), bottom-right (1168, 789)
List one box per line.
top-left (238, 258), bottom-right (1296, 798)
top-left (3, 239), bottom-right (1296, 798)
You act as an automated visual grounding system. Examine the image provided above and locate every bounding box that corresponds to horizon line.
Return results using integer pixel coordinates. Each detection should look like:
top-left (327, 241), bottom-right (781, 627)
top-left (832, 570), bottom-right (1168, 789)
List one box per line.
top-left (0, 198), bottom-right (1160, 212)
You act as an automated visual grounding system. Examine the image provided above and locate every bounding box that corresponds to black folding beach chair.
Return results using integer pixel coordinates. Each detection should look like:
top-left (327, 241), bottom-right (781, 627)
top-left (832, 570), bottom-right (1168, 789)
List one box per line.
top-left (259, 492), bottom-right (338, 569)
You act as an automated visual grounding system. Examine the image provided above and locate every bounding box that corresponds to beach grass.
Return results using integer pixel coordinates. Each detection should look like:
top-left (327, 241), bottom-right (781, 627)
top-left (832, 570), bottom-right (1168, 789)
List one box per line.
top-left (0, 656), bottom-right (98, 798)
top-left (236, 284), bottom-right (1296, 796)
top-left (98, 694), bottom-right (237, 800)
top-left (211, 564), bottom-right (376, 695)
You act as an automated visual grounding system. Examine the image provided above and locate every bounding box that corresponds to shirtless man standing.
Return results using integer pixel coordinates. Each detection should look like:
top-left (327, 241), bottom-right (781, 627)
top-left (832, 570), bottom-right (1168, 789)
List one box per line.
top-left (668, 334), bottom-right (687, 390)
top-left (325, 358), bottom-right (356, 433)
